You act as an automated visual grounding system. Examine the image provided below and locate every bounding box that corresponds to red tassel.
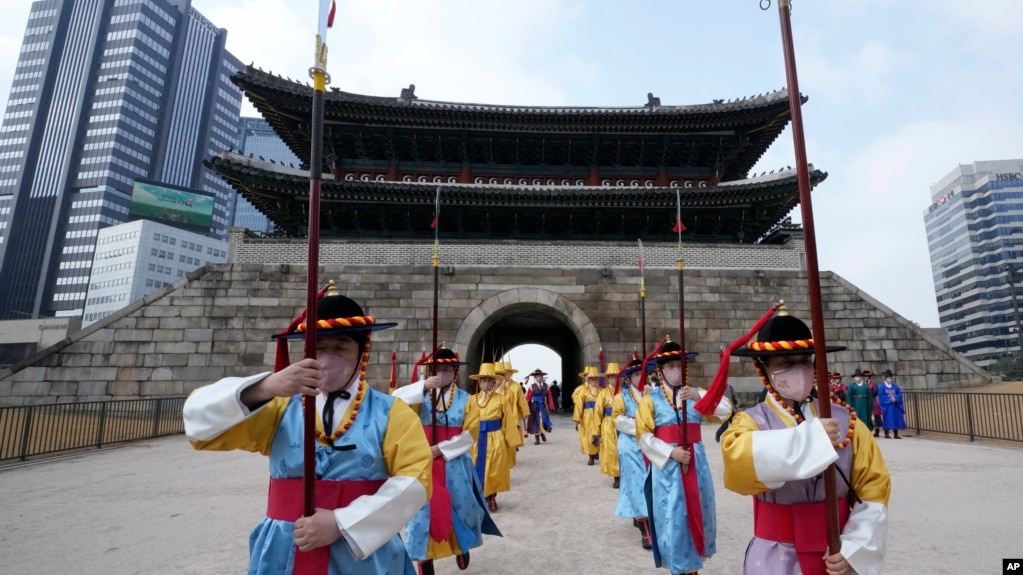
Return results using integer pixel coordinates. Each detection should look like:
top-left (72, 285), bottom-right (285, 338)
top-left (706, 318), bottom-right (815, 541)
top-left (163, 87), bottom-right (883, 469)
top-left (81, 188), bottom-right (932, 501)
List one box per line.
top-left (327, 0), bottom-right (336, 28)
top-left (694, 303), bottom-right (781, 414)
top-left (672, 214), bottom-right (686, 233)
top-left (388, 351), bottom-right (397, 391)
top-left (638, 336), bottom-right (668, 393)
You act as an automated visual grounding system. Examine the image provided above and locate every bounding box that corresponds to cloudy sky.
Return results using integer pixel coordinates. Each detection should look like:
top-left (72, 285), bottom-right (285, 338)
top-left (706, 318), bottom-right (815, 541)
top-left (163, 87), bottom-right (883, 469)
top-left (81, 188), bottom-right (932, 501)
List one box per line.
top-left (1, 0), bottom-right (1021, 348)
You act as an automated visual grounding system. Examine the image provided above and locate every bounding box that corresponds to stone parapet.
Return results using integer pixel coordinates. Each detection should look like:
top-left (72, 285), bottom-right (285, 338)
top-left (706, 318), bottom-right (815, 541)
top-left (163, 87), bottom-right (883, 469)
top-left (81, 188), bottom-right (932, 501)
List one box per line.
top-left (0, 261), bottom-right (990, 406)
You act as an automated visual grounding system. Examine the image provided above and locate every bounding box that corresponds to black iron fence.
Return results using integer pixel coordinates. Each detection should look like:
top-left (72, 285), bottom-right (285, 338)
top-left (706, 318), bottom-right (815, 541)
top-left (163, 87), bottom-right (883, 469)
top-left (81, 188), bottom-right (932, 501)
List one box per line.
top-left (0, 396), bottom-right (186, 463)
top-left (903, 391), bottom-right (1023, 443)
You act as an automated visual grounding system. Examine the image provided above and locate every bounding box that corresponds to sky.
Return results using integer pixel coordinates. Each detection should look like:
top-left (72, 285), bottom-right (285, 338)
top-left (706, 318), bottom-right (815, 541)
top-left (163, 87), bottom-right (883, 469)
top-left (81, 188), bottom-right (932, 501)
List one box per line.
top-left (0, 0), bottom-right (1021, 351)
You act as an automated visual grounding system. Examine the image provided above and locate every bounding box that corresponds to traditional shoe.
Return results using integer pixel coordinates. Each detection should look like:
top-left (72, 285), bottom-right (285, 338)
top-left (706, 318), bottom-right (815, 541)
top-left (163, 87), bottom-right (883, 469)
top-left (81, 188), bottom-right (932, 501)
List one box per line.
top-left (639, 519), bottom-right (652, 549)
top-left (612, 476), bottom-right (620, 489)
top-left (894, 431), bottom-right (902, 439)
top-left (884, 431), bottom-right (891, 438)
top-left (594, 453), bottom-right (600, 461)
top-left (418, 560), bottom-right (435, 575)
top-left (534, 435), bottom-right (540, 445)
top-left (456, 552), bottom-right (470, 570)
top-left (873, 429), bottom-right (879, 437)
top-left (487, 494), bottom-right (498, 512)
top-left (633, 518), bottom-right (641, 529)
top-left (641, 534), bottom-right (652, 550)
top-left (588, 455), bottom-right (595, 466)
top-left (540, 433), bottom-right (547, 442)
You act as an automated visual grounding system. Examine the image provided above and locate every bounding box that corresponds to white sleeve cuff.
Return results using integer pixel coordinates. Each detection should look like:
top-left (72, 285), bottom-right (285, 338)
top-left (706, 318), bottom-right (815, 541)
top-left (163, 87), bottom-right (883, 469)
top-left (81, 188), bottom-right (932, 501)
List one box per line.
top-left (840, 500), bottom-right (888, 575)
top-left (333, 475), bottom-right (427, 560)
top-left (614, 415), bottom-right (636, 436)
top-left (391, 380), bottom-right (426, 405)
top-left (438, 430), bottom-right (474, 460)
top-left (638, 432), bottom-right (674, 470)
top-left (183, 372), bottom-right (271, 441)
top-left (751, 418), bottom-right (838, 487)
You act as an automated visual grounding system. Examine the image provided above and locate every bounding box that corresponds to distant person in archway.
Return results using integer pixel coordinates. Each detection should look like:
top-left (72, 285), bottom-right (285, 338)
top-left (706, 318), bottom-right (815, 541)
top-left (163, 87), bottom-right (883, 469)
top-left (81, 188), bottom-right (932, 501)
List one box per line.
top-left (878, 370), bottom-right (905, 439)
top-left (549, 380), bottom-right (561, 412)
top-left (572, 366), bottom-right (604, 465)
top-left (525, 368), bottom-right (554, 444)
top-left (470, 363), bottom-right (519, 513)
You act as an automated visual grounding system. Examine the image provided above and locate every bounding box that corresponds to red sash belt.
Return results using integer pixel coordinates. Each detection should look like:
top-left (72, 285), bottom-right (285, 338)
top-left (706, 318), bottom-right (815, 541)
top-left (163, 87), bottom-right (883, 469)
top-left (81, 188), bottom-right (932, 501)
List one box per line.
top-left (424, 424), bottom-right (463, 543)
top-left (266, 477), bottom-right (386, 575)
top-left (753, 497), bottom-right (851, 575)
top-left (653, 422), bottom-right (703, 445)
top-left (653, 422), bottom-right (705, 556)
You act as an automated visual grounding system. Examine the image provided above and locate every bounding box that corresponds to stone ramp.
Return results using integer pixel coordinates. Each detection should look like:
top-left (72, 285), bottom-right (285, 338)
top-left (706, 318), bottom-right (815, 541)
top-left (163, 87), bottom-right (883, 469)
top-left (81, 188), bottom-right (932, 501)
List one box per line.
top-left (0, 412), bottom-right (1018, 574)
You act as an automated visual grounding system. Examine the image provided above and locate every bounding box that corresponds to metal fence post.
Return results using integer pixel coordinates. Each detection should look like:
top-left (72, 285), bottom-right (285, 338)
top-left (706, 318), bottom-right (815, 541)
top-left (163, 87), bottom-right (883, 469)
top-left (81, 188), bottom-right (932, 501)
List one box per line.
top-left (18, 406), bottom-right (35, 461)
top-left (964, 394), bottom-right (975, 442)
top-left (911, 391), bottom-right (920, 434)
top-left (95, 401), bottom-right (108, 449)
top-left (152, 398), bottom-right (163, 437)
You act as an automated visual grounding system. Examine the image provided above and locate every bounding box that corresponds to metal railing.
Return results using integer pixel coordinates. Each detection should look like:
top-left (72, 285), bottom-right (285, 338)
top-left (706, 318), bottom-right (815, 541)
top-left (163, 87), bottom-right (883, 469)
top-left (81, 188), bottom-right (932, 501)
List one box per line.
top-left (0, 396), bottom-right (186, 463)
top-left (904, 391), bottom-right (1023, 443)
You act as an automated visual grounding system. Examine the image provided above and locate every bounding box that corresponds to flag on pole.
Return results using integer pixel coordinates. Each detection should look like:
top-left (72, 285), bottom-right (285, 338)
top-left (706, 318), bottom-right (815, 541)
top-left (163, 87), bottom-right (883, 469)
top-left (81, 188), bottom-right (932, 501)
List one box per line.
top-left (317, 0), bottom-right (336, 41)
top-left (431, 186), bottom-right (441, 230)
top-left (672, 213), bottom-right (687, 233)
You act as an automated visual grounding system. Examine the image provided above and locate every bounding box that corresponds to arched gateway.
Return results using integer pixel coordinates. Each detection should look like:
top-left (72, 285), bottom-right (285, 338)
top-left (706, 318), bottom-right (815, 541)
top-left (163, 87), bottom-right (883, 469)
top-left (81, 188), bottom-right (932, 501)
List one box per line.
top-left (454, 287), bottom-right (600, 409)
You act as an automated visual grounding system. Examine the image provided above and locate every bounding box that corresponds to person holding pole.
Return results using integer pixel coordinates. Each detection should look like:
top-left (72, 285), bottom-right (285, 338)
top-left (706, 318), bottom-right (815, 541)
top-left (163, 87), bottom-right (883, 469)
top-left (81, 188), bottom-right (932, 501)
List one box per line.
top-left (712, 302), bottom-right (890, 575)
top-left (392, 346), bottom-right (500, 575)
top-left (573, 366), bottom-right (605, 466)
top-left (636, 338), bottom-right (731, 575)
top-left (612, 357), bottom-right (654, 550)
top-left (469, 362), bottom-right (519, 512)
top-left (182, 284), bottom-right (432, 575)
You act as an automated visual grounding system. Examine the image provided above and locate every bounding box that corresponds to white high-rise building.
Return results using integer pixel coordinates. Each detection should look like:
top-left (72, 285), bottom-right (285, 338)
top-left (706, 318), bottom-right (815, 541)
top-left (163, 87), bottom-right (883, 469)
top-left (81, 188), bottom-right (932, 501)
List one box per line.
top-left (82, 219), bottom-right (227, 326)
top-left (925, 159), bottom-right (1023, 367)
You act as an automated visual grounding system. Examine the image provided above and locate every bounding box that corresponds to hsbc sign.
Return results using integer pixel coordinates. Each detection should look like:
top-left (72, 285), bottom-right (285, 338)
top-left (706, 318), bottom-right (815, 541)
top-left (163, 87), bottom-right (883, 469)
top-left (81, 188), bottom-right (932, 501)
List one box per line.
top-left (995, 172), bottom-right (1023, 181)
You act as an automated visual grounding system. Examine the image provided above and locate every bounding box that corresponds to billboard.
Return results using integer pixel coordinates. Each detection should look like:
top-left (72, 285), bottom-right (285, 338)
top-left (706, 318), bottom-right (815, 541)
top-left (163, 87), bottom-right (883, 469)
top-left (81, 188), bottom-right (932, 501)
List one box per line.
top-left (129, 179), bottom-right (215, 234)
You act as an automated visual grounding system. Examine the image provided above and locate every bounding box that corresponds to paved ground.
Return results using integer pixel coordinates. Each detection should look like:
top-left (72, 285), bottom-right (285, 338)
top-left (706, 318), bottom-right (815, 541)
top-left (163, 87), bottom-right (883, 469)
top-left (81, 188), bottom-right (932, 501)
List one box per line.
top-left (1, 412), bottom-right (1021, 574)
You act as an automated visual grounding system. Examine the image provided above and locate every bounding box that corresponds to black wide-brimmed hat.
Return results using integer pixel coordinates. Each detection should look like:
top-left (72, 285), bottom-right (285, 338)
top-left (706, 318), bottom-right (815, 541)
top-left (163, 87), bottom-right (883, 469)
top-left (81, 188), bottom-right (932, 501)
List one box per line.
top-left (883, 369), bottom-right (894, 377)
top-left (429, 346), bottom-right (468, 366)
top-left (530, 368), bottom-right (548, 377)
top-left (652, 340), bottom-right (700, 364)
top-left (273, 281), bottom-right (397, 340)
top-left (731, 308), bottom-right (845, 357)
top-left (619, 358), bottom-right (645, 378)
top-left (852, 368), bottom-right (864, 377)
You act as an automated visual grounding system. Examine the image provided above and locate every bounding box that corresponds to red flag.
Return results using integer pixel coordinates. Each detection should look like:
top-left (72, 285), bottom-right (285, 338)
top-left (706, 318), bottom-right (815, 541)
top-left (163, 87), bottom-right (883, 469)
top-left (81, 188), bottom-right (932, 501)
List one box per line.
top-left (327, 0), bottom-right (337, 28)
top-left (430, 216), bottom-right (437, 229)
top-left (672, 214), bottom-right (687, 233)
top-left (388, 351), bottom-right (397, 391)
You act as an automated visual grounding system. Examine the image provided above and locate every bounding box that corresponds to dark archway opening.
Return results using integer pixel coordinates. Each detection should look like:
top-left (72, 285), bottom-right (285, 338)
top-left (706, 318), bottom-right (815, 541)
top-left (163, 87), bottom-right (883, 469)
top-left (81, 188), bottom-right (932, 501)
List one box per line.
top-left (463, 302), bottom-right (584, 413)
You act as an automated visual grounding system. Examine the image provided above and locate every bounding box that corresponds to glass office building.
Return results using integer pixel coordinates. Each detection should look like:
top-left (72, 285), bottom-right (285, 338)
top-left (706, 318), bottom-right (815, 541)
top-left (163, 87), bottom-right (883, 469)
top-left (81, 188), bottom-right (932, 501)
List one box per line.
top-left (925, 159), bottom-right (1023, 366)
top-left (233, 117), bottom-right (300, 234)
top-left (0, 0), bottom-right (241, 319)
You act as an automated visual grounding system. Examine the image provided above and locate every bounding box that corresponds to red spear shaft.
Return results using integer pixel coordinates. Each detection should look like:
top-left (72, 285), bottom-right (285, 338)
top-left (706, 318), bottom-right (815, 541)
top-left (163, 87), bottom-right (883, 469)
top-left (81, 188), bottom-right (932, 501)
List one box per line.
top-left (771, 0), bottom-right (840, 553)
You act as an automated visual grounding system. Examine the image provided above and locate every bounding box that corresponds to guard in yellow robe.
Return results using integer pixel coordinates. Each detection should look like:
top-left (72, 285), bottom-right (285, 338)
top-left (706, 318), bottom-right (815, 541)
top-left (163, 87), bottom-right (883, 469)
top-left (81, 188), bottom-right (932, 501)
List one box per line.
top-left (710, 301), bottom-right (891, 575)
top-left (182, 284), bottom-right (431, 575)
top-left (597, 362), bottom-right (621, 486)
top-left (470, 362), bottom-right (519, 512)
top-left (572, 366), bottom-right (604, 465)
top-left (495, 361), bottom-right (529, 466)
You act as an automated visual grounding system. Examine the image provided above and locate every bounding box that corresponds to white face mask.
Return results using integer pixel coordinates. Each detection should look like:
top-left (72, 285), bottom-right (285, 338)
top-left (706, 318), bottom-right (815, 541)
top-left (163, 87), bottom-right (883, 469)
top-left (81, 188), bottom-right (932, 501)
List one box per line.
top-left (769, 363), bottom-right (815, 402)
top-left (319, 354), bottom-right (359, 393)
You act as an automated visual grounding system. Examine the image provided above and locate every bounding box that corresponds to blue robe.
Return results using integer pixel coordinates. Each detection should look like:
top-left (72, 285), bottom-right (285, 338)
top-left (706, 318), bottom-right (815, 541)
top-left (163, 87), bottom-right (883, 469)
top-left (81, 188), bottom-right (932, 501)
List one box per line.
top-left (249, 390), bottom-right (416, 575)
top-left (404, 388), bottom-right (499, 561)
top-left (643, 389), bottom-right (717, 574)
top-left (614, 386), bottom-right (646, 519)
top-left (878, 383), bottom-right (906, 430)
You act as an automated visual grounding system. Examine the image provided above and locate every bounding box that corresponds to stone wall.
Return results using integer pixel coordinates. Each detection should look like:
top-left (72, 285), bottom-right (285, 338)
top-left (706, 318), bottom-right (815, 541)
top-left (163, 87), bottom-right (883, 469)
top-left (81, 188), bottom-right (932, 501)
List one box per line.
top-left (0, 261), bottom-right (991, 406)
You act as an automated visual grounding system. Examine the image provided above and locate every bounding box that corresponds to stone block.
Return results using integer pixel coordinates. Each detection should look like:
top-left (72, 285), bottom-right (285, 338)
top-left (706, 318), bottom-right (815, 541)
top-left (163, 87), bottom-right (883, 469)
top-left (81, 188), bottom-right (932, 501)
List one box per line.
top-left (77, 381), bottom-right (107, 396)
top-left (140, 381), bottom-right (184, 396)
top-left (155, 342), bottom-right (197, 354)
top-left (13, 381), bottom-right (49, 396)
top-left (108, 380), bottom-right (140, 396)
top-left (184, 328), bottom-right (214, 342)
top-left (153, 329), bottom-right (185, 342)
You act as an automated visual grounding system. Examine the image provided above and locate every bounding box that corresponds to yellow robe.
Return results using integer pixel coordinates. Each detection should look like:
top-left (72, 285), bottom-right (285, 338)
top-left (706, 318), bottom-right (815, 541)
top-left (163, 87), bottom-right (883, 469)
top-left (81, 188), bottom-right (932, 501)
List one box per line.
top-left (572, 383), bottom-right (604, 456)
top-left (498, 379), bottom-right (528, 466)
top-left (471, 391), bottom-right (518, 496)
top-left (598, 386), bottom-right (619, 477)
